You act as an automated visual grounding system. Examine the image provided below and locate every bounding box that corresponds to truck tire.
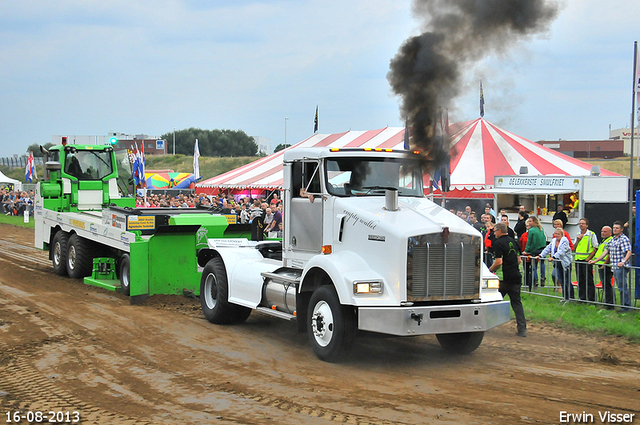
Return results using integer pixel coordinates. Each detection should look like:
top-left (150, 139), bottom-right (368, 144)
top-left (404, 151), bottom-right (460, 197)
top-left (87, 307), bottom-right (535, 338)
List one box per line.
top-left (436, 332), bottom-right (484, 354)
top-left (200, 257), bottom-right (251, 324)
top-left (119, 254), bottom-right (131, 296)
top-left (52, 231), bottom-right (69, 276)
top-left (66, 234), bottom-right (95, 279)
top-left (307, 285), bottom-right (356, 362)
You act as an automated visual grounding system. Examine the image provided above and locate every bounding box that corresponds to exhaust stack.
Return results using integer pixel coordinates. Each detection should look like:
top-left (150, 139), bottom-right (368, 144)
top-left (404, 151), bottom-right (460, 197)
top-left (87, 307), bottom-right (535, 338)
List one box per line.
top-left (384, 188), bottom-right (399, 211)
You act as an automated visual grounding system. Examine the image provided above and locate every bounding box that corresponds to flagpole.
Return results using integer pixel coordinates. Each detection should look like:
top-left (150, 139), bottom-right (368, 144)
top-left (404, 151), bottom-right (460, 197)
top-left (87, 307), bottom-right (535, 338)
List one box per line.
top-left (635, 40), bottom-right (639, 169)
top-left (629, 41), bottom-right (637, 238)
top-left (630, 41), bottom-right (640, 171)
top-left (141, 142), bottom-right (146, 207)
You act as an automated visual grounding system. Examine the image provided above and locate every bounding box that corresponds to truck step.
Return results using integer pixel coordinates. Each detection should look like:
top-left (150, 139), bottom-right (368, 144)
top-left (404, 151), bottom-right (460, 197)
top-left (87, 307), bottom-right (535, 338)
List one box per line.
top-left (256, 307), bottom-right (297, 321)
top-left (260, 271), bottom-right (301, 286)
top-left (83, 277), bottom-right (121, 292)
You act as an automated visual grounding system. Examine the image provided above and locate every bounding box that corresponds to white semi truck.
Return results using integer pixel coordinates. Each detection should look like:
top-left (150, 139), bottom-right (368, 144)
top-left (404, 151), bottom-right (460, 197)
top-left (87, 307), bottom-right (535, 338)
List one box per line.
top-left (198, 147), bottom-right (510, 361)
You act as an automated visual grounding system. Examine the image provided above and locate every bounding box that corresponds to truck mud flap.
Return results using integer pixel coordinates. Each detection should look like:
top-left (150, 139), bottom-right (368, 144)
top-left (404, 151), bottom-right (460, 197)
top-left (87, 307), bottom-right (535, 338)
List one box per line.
top-left (130, 294), bottom-right (149, 305)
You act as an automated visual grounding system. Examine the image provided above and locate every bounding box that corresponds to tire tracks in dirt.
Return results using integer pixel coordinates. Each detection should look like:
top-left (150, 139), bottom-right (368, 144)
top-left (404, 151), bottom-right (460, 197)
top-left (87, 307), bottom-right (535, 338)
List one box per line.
top-left (0, 341), bottom-right (152, 424)
top-left (0, 259), bottom-right (416, 424)
top-left (2, 224), bottom-right (640, 424)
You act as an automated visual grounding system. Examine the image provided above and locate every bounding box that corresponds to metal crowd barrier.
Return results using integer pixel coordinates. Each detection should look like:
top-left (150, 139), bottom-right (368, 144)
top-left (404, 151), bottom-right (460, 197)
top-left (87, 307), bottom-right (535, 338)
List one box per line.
top-left (517, 254), bottom-right (638, 311)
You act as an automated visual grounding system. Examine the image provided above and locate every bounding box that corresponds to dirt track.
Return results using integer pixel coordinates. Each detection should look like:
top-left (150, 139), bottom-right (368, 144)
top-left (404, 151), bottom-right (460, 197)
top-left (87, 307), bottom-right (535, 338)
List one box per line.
top-left (1, 223), bottom-right (639, 425)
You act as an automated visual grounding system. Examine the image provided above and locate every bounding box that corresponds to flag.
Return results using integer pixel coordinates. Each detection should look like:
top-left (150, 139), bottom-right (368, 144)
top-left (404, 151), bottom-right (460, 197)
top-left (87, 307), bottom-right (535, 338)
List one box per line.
top-left (480, 81), bottom-right (485, 117)
top-left (440, 163), bottom-right (450, 192)
top-left (193, 138), bottom-right (200, 180)
top-left (25, 152), bottom-right (36, 182)
top-left (314, 106), bottom-right (318, 133)
top-left (139, 142), bottom-right (146, 187)
top-left (132, 143), bottom-right (141, 185)
top-left (432, 165), bottom-right (451, 192)
top-left (432, 168), bottom-right (441, 191)
top-left (125, 149), bottom-right (135, 176)
top-left (403, 118), bottom-right (410, 149)
top-left (432, 109), bottom-right (444, 190)
top-left (636, 44), bottom-right (640, 125)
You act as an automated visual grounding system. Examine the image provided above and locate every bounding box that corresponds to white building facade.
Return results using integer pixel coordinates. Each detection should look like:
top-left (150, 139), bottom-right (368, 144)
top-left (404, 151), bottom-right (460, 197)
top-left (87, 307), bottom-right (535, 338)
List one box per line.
top-left (609, 127), bottom-right (640, 155)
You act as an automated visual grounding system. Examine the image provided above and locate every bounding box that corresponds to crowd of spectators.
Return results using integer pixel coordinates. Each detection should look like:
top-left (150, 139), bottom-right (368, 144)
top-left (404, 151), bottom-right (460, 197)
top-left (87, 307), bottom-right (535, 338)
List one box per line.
top-left (1, 187), bottom-right (35, 216)
top-left (456, 202), bottom-right (636, 311)
top-left (4, 186), bottom-right (285, 240)
top-left (135, 191), bottom-right (284, 240)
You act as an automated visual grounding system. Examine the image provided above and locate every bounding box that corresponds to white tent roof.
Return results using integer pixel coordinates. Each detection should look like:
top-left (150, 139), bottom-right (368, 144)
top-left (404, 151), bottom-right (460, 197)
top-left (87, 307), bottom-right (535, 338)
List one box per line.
top-left (0, 171), bottom-right (22, 190)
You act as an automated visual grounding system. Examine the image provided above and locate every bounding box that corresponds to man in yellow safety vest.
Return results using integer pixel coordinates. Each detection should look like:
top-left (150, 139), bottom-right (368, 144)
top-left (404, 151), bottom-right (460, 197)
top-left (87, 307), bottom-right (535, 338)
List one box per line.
top-left (593, 226), bottom-right (614, 309)
top-left (574, 218), bottom-right (599, 301)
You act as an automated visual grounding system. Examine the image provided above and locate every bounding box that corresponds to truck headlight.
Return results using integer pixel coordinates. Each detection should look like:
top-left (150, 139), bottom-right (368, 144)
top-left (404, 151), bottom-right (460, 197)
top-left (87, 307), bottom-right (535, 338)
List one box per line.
top-left (482, 278), bottom-right (500, 289)
top-left (353, 281), bottom-right (383, 294)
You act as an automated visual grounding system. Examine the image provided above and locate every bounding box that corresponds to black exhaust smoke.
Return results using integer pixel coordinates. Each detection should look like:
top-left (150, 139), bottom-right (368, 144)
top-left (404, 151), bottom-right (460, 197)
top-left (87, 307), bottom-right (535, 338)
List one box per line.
top-left (388, 0), bottom-right (559, 170)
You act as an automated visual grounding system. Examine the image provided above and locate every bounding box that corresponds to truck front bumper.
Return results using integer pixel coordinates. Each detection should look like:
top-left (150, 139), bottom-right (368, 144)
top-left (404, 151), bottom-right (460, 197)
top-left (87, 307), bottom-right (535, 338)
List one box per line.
top-left (358, 301), bottom-right (511, 336)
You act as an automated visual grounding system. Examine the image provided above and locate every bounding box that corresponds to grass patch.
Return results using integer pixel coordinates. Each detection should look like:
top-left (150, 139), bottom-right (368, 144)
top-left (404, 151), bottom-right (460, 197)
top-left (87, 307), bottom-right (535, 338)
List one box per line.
top-left (1, 154), bottom-right (261, 183)
top-left (588, 157), bottom-right (640, 177)
top-left (522, 292), bottom-right (640, 341)
top-left (0, 214), bottom-right (35, 229)
top-left (130, 155), bottom-right (259, 180)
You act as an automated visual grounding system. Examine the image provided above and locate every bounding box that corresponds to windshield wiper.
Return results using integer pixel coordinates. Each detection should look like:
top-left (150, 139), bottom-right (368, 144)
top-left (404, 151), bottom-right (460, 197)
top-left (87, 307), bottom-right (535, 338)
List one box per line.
top-left (361, 186), bottom-right (397, 195)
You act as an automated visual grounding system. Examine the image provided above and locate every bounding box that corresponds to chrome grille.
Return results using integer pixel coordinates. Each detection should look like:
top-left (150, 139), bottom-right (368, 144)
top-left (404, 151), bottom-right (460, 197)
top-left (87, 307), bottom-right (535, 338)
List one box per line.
top-left (407, 232), bottom-right (480, 301)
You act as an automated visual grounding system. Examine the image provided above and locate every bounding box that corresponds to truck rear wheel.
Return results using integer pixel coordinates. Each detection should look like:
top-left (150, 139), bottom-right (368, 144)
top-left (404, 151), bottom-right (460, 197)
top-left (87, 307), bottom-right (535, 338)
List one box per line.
top-left (52, 231), bottom-right (69, 276)
top-left (119, 254), bottom-right (131, 296)
top-left (200, 257), bottom-right (251, 324)
top-left (66, 234), bottom-right (95, 279)
top-left (436, 332), bottom-right (484, 354)
top-left (307, 285), bottom-right (356, 362)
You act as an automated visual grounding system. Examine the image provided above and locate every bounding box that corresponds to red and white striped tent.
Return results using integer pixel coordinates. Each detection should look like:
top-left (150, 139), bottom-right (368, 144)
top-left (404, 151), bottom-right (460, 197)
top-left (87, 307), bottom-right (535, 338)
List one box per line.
top-left (197, 118), bottom-right (618, 196)
top-left (197, 127), bottom-right (407, 193)
top-left (442, 118), bottom-right (620, 197)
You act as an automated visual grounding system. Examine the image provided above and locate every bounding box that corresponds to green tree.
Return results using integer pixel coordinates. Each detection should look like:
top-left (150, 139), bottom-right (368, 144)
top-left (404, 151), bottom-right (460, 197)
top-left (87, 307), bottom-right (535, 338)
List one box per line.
top-left (274, 143), bottom-right (291, 153)
top-left (26, 143), bottom-right (54, 157)
top-left (160, 128), bottom-right (258, 157)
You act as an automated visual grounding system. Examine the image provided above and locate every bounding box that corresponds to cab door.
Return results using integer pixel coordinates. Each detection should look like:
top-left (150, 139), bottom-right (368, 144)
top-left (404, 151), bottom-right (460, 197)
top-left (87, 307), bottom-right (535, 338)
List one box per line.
top-left (288, 160), bottom-right (323, 254)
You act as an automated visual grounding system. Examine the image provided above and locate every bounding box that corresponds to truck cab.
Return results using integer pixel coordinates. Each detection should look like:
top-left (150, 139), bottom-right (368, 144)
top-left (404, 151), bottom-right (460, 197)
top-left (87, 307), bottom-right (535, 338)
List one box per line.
top-left (199, 147), bottom-right (510, 361)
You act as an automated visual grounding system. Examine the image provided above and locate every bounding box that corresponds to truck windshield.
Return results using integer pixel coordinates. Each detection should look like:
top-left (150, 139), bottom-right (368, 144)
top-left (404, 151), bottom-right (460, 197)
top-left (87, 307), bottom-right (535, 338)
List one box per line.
top-left (64, 150), bottom-right (113, 180)
top-left (325, 157), bottom-right (424, 197)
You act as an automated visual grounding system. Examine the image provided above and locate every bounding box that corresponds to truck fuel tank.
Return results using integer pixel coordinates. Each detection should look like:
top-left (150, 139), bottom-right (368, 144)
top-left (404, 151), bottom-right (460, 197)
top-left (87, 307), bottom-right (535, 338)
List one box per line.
top-left (261, 269), bottom-right (302, 315)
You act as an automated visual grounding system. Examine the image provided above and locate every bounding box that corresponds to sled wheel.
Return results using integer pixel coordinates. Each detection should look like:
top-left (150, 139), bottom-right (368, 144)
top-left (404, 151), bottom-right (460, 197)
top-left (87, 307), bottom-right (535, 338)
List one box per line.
top-left (52, 231), bottom-right (69, 276)
top-left (66, 234), bottom-right (95, 279)
top-left (119, 254), bottom-right (131, 296)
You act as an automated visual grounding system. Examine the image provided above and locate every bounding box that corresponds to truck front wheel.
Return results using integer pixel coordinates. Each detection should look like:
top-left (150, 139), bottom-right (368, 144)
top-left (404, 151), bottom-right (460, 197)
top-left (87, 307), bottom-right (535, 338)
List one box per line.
top-left (66, 234), bottom-right (95, 279)
top-left (200, 257), bottom-right (251, 324)
top-left (52, 231), bottom-right (69, 276)
top-left (436, 332), bottom-right (484, 354)
top-left (307, 285), bottom-right (356, 362)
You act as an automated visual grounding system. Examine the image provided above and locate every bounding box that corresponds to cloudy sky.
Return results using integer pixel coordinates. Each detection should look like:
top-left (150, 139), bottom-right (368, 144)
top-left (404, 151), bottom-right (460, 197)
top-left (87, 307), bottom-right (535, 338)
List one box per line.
top-left (1, 0), bottom-right (639, 157)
